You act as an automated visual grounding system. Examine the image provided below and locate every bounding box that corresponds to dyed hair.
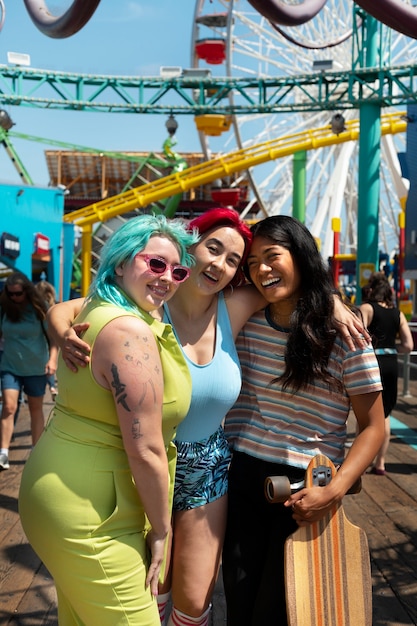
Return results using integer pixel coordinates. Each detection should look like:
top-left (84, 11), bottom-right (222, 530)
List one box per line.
top-left (88, 214), bottom-right (199, 314)
top-left (189, 208), bottom-right (252, 287)
top-left (0, 271), bottom-right (48, 322)
top-left (247, 215), bottom-right (341, 392)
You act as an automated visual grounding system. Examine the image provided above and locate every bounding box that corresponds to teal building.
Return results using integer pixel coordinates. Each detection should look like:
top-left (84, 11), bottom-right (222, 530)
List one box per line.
top-left (0, 183), bottom-right (74, 300)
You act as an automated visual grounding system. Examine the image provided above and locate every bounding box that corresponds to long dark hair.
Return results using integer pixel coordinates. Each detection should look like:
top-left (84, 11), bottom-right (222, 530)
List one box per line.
top-left (247, 216), bottom-right (341, 392)
top-left (0, 272), bottom-right (48, 323)
top-left (363, 272), bottom-right (394, 307)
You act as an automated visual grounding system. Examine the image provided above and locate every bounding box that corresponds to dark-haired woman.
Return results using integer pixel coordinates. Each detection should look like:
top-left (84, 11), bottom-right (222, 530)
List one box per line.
top-left (222, 216), bottom-right (385, 626)
top-left (360, 272), bottom-right (413, 475)
top-left (0, 272), bottom-right (57, 470)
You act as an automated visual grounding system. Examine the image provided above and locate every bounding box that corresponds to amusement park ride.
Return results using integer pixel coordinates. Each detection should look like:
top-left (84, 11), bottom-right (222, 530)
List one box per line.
top-left (0, 0), bottom-right (417, 302)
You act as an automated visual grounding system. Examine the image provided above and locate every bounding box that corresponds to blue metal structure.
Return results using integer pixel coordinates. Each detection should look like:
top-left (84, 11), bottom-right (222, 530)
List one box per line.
top-left (404, 104), bottom-right (417, 276)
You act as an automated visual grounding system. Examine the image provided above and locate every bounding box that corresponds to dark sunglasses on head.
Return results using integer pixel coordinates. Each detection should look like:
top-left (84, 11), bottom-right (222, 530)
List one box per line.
top-left (6, 288), bottom-right (24, 297)
top-left (136, 254), bottom-right (190, 283)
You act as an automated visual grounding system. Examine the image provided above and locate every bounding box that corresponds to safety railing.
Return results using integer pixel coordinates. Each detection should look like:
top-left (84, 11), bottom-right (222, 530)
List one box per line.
top-left (398, 322), bottom-right (417, 398)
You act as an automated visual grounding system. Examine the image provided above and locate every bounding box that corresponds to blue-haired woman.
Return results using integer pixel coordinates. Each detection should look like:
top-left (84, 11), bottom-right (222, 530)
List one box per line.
top-left (19, 215), bottom-right (198, 626)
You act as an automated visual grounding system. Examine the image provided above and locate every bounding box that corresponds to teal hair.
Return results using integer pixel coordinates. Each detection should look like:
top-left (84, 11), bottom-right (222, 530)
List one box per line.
top-left (88, 214), bottom-right (198, 314)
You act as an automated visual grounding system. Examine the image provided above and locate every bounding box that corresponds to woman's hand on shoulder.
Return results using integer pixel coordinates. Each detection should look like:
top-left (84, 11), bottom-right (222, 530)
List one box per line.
top-left (333, 295), bottom-right (371, 350)
top-left (48, 297), bottom-right (88, 371)
top-left (62, 323), bottom-right (91, 372)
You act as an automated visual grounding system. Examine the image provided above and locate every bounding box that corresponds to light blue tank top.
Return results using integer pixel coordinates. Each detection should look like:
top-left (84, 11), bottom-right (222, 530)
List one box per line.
top-left (163, 292), bottom-right (242, 442)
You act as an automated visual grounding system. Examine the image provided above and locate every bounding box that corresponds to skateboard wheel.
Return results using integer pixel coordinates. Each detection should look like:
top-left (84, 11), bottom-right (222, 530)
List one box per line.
top-left (264, 475), bottom-right (291, 503)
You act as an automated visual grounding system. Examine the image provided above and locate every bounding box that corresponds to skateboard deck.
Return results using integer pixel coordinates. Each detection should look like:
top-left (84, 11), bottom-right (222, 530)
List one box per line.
top-left (282, 455), bottom-right (372, 626)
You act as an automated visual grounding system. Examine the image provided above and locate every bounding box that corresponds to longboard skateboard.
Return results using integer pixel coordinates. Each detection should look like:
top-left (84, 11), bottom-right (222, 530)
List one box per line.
top-left (265, 454), bottom-right (372, 626)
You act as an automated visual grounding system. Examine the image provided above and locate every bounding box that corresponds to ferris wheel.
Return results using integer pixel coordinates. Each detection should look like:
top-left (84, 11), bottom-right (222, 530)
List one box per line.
top-left (191, 0), bottom-right (417, 264)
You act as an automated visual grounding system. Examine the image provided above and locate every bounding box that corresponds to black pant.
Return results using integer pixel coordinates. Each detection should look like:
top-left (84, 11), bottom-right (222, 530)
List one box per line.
top-left (222, 451), bottom-right (304, 626)
top-left (377, 354), bottom-right (398, 416)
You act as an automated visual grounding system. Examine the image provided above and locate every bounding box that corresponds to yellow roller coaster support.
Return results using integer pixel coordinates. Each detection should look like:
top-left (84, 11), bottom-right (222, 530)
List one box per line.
top-left (81, 224), bottom-right (93, 296)
top-left (65, 111), bottom-right (407, 294)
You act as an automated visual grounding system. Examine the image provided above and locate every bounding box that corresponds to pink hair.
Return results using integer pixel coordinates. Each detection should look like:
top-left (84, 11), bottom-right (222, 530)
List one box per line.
top-left (188, 208), bottom-right (253, 287)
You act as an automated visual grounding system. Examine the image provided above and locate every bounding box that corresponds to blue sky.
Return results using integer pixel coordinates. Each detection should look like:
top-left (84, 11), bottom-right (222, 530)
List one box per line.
top-left (0, 3), bottom-right (410, 264)
top-left (0, 1), bottom-right (202, 185)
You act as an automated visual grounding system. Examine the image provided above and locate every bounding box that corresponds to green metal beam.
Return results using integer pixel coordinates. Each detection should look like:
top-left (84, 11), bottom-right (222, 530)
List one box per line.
top-left (8, 130), bottom-right (177, 168)
top-left (356, 14), bottom-right (381, 303)
top-left (0, 63), bottom-right (416, 115)
top-left (292, 151), bottom-right (306, 224)
top-left (0, 128), bottom-right (33, 184)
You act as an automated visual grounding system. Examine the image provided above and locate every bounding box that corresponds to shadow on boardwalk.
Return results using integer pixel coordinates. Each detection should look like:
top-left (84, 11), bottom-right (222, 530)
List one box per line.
top-left (1, 385), bottom-right (417, 625)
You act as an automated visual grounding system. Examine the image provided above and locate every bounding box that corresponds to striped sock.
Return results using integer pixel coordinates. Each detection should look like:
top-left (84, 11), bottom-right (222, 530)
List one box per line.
top-left (167, 604), bottom-right (211, 626)
top-left (157, 591), bottom-right (171, 625)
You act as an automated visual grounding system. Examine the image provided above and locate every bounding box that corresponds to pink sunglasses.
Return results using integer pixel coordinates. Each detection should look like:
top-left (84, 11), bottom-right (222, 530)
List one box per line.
top-left (136, 254), bottom-right (190, 283)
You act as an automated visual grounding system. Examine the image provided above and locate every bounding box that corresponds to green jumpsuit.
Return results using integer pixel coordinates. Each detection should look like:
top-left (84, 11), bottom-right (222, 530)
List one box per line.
top-left (19, 301), bottom-right (191, 626)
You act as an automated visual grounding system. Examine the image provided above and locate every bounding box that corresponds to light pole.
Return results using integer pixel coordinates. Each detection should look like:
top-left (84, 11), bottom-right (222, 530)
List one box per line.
top-left (0, 109), bottom-right (14, 130)
top-left (165, 114), bottom-right (178, 137)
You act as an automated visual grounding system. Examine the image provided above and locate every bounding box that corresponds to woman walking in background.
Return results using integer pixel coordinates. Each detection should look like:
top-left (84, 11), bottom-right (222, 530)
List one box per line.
top-left (360, 271), bottom-right (414, 475)
top-left (0, 272), bottom-right (57, 470)
top-left (35, 280), bottom-right (59, 400)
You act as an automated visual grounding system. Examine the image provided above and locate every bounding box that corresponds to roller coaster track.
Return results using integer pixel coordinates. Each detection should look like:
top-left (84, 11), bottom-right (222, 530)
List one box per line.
top-left (64, 110), bottom-right (407, 294)
top-left (64, 110), bottom-right (407, 228)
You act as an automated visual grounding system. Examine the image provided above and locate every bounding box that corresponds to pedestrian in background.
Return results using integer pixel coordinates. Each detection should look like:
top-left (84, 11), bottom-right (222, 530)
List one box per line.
top-left (35, 280), bottom-right (59, 400)
top-left (360, 271), bottom-right (414, 475)
top-left (0, 272), bottom-right (57, 470)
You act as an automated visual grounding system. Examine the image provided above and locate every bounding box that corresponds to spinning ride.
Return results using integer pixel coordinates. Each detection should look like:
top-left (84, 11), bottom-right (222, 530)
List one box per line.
top-left (191, 0), bottom-right (417, 262)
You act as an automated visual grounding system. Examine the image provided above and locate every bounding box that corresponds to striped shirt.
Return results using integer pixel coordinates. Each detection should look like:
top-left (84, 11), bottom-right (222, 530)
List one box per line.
top-left (224, 308), bottom-right (382, 469)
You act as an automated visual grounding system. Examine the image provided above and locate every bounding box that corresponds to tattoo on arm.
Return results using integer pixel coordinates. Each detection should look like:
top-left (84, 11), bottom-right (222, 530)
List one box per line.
top-left (110, 359), bottom-right (158, 413)
top-left (137, 377), bottom-right (157, 405)
top-left (131, 417), bottom-right (141, 439)
top-left (110, 363), bottom-right (130, 412)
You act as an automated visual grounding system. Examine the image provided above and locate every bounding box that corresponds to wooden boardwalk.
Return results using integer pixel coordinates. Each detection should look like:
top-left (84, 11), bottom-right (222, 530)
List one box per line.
top-left (1, 383), bottom-right (417, 626)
